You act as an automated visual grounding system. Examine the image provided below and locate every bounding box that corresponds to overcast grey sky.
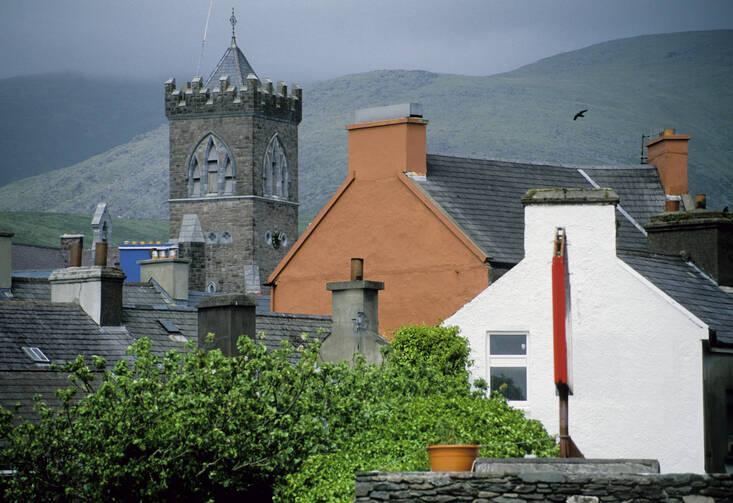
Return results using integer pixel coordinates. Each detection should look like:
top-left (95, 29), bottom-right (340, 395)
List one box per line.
top-left (2, 0), bottom-right (732, 84)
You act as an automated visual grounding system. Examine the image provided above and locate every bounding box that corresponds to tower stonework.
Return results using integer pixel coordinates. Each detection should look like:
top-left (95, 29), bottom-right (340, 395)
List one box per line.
top-left (165, 33), bottom-right (301, 294)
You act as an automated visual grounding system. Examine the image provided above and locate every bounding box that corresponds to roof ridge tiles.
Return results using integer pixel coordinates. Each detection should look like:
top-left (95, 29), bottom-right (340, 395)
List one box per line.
top-left (426, 152), bottom-right (651, 171)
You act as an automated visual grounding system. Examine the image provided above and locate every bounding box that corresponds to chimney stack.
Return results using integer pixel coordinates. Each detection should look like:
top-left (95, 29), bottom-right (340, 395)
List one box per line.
top-left (139, 257), bottom-right (191, 301)
top-left (323, 259), bottom-right (387, 364)
top-left (347, 103), bottom-right (427, 180)
top-left (49, 266), bottom-right (126, 325)
top-left (196, 294), bottom-right (256, 356)
top-left (645, 129), bottom-right (690, 196)
top-left (0, 231), bottom-right (14, 289)
top-left (646, 210), bottom-right (733, 287)
top-left (176, 214), bottom-right (206, 291)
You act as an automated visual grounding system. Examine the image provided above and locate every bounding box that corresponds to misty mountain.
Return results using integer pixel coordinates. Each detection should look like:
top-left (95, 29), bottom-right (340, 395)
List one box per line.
top-left (0, 73), bottom-right (163, 186)
top-left (0, 30), bottom-right (731, 225)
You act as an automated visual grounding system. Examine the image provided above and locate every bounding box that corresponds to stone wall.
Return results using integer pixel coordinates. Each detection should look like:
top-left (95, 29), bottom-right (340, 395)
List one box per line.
top-left (355, 472), bottom-right (733, 502)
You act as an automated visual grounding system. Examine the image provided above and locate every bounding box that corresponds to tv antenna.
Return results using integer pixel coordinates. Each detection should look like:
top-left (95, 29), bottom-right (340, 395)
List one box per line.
top-left (196, 0), bottom-right (215, 77)
top-left (640, 128), bottom-right (664, 164)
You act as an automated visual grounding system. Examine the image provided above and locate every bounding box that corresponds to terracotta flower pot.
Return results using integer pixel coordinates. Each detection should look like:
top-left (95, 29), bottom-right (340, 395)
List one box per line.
top-left (426, 444), bottom-right (481, 471)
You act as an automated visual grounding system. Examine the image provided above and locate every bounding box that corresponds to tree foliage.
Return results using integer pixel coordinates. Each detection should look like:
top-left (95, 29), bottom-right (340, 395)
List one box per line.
top-left (1, 325), bottom-right (557, 502)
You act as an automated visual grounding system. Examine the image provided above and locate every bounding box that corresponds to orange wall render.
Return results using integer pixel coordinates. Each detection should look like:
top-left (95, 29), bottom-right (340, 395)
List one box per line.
top-left (270, 174), bottom-right (489, 335)
top-left (269, 116), bottom-right (489, 335)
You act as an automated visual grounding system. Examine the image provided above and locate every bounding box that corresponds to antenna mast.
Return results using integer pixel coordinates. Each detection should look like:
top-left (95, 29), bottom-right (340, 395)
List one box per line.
top-left (196, 0), bottom-right (215, 77)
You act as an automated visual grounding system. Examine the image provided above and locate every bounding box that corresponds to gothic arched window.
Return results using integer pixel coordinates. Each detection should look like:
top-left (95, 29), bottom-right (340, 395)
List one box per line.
top-left (263, 134), bottom-right (288, 199)
top-left (187, 133), bottom-right (235, 197)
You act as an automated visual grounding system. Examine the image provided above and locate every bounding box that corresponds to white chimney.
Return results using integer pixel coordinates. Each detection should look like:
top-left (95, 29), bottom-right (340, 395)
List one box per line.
top-left (521, 188), bottom-right (619, 263)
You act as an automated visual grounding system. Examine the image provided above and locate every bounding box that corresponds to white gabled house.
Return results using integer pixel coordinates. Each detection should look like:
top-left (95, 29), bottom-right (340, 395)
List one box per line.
top-left (446, 187), bottom-right (733, 474)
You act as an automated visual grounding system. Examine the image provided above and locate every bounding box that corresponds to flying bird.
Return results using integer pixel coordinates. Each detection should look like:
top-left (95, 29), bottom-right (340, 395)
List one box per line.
top-left (573, 109), bottom-right (588, 121)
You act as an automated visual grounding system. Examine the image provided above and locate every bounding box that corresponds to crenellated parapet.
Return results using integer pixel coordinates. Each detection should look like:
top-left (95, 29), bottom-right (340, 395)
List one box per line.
top-left (164, 74), bottom-right (302, 124)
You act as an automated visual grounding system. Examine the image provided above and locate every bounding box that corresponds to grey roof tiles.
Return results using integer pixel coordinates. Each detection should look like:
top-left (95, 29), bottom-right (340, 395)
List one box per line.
top-left (205, 42), bottom-right (258, 90)
top-left (619, 250), bottom-right (733, 347)
top-left (416, 155), bottom-right (664, 264)
top-left (121, 307), bottom-right (196, 356)
top-left (0, 302), bottom-right (133, 371)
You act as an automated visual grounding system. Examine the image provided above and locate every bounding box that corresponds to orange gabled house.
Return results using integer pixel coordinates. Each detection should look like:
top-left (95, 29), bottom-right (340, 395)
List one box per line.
top-left (267, 104), bottom-right (490, 335)
top-left (267, 103), bottom-right (670, 336)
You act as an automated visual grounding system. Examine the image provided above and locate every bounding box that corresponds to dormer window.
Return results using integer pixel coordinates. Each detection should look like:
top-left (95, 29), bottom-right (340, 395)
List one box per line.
top-left (263, 134), bottom-right (289, 199)
top-left (187, 133), bottom-right (235, 197)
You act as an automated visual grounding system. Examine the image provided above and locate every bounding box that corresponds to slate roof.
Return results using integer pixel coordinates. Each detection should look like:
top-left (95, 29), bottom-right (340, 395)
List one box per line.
top-left (415, 155), bottom-right (665, 264)
top-left (619, 250), bottom-right (733, 346)
top-left (0, 370), bottom-right (86, 423)
top-left (12, 244), bottom-right (66, 271)
top-left (123, 282), bottom-right (170, 307)
top-left (205, 40), bottom-right (258, 89)
top-left (3, 278), bottom-right (51, 302)
top-left (256, 312), bottom-right (332, 363)
top-left (122, 306), bottom-right (196, 356)
top-left (6, 278), bottom-right (172, 307)
top-left (0, 302), bottom-right (133, 371)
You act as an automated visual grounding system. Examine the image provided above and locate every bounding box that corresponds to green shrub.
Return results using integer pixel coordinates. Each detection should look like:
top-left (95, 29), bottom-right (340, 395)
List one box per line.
top-left (1, 325), bottom-right (557, 502)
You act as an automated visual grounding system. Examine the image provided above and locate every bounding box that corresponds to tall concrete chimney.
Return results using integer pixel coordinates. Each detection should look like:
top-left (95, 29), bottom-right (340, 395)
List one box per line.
top-left (645, 129), bottom-right (690, 196)
top-left (347, 103), bottom-right (427, 180)
top-left (0, 231), bottom-right (13, 290)
top-left (49, 266), bottom-right (126, 325)
top-left (323, 259), bottom-right (387, 364)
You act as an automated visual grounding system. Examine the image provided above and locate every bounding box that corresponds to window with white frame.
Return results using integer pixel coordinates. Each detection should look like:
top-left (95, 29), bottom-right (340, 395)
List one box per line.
top-left (488, 332), bottom-right (527, 401)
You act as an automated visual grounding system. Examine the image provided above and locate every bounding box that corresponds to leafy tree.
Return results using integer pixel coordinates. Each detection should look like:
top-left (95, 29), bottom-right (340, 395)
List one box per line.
top-left (1, 336), bottom-right (326, 501)
top-left (1, 326), bottom-right (557, 502)
top-left (277, 325), bottom-right (557, 502)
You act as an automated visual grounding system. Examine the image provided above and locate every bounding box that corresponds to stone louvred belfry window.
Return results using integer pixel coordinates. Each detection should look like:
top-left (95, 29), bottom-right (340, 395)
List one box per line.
top-left (191, 158), bottom-right (201, 196)
top-left (263, 134), bottom-right (289, 199)
top-left (187, 133), bottom-right (235, 197)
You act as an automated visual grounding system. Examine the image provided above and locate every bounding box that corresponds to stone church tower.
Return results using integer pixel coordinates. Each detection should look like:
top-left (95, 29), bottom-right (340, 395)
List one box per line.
top-left (164, 11), bottom-right (301, 294)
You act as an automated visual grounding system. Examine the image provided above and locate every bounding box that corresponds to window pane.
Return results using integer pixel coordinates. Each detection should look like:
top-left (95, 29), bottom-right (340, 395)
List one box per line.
top-left (490, 367), bottom-right (526, 400)
top-left (490, 334), bottom-right (526, 355)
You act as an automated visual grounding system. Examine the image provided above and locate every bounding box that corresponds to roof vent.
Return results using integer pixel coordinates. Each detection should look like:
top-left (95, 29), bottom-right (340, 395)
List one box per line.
top-left (158, 319), bottom-right (188, 343)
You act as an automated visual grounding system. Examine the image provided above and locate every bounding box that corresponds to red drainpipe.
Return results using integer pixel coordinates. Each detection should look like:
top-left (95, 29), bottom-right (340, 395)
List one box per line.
top-left (552, 227), bottom-right (583, 458)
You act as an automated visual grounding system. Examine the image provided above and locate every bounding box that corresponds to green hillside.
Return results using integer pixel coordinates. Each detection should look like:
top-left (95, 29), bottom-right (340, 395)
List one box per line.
top-left (0, 73), bottom-right (163, 186)
top-left (0, 30), bottom-right (731, 229)
top-left (0, 126), bottom-right (168, 218)
top-left (0, 211), bottom-right (168, 248)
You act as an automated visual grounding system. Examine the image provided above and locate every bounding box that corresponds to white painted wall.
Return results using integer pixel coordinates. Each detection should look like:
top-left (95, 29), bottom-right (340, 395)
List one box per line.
top-left (446, 201), bottom-right (709, 473)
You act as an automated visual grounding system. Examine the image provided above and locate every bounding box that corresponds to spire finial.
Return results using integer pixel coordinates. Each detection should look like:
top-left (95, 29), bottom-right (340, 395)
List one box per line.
top-left (230, 7), bottom-right (237, 46)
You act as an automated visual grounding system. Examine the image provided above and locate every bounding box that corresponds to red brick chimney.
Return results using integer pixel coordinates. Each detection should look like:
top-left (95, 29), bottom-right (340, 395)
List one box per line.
top-left (645, 129), bottom-right (690, 196)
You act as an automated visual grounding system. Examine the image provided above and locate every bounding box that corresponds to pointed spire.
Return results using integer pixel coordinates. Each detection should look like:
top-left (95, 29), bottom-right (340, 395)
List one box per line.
top-left (205, 7), bottom-right (258, 89)
top-left (230, 7), bottom-right (237, 47)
